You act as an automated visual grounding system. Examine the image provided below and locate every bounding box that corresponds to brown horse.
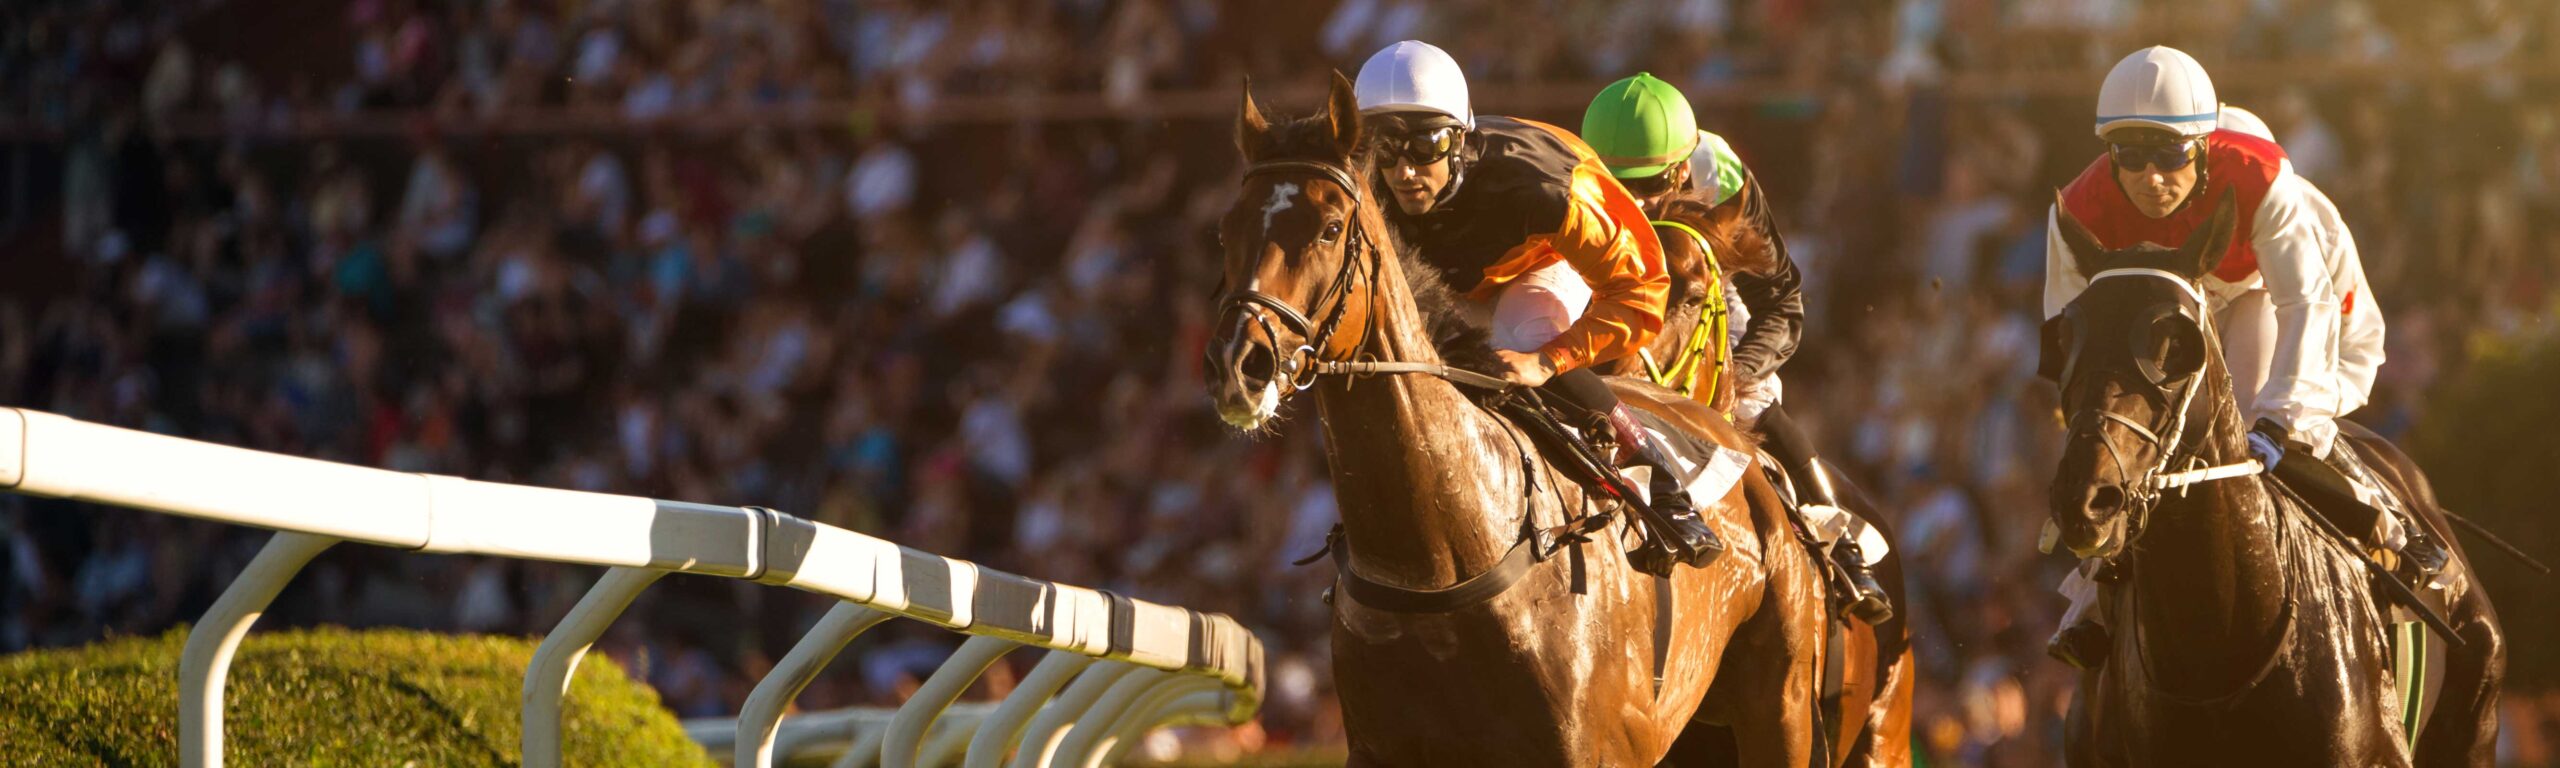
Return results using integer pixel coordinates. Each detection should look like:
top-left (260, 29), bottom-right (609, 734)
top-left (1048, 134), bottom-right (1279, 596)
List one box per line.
top-left (2045, 193), bottom-right (2504, 766)
top-left (1203, 72), bottom-right (1832, 766)
top-left (1620, 189), bottom-right (1917, 767)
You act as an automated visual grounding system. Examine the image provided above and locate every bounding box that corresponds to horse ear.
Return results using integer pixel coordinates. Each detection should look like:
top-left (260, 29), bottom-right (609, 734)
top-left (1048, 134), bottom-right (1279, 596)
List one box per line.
top-left (2051, 189), bottom-right (2107, 277)
top-left (1237, 76), bottom-right (1271, 160)
top-left (1324, 70), bottom-right (1363, 159)
top-left (2180, 190), bottom-right (2240, 279)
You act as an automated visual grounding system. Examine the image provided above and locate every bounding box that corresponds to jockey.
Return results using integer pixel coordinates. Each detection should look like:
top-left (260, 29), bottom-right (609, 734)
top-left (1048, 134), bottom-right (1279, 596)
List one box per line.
top-left (1579, 73), bottom-right (1892, 623)
top-left (1352, 40), bottom-right (1722, 575)
top-left (2042, 46), bottom-right (2445, 669)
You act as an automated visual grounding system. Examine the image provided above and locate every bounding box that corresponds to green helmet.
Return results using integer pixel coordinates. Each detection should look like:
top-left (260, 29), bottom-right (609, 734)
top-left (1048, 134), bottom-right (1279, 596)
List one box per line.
top-left (1581, 73), bottom-right (1699, 179)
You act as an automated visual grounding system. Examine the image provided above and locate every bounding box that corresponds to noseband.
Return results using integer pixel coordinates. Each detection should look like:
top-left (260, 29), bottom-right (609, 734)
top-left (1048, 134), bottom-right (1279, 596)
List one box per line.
top-left (1216, 158), bottom-right (1513, 392)
top-left (1216, 160), bottom-right (1376, 391)
top-left (2056, 269), bottom-right (2259, 540)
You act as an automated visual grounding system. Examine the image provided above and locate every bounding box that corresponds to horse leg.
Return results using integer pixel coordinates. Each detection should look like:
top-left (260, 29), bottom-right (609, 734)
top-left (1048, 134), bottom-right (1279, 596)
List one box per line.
top-left (1824, 467), bottom-right (1913, 768)
top-left (2335, 424), bottom-right (2505, 768)
top-left (1725, 636), bottom-right (1819, 768)
top-left (2413, 579), bottom-right (2506, 768)
top-left (1839, 647), bottom-right (1915, 768)
top-left (1726, 555), bottom-right (1823, 766)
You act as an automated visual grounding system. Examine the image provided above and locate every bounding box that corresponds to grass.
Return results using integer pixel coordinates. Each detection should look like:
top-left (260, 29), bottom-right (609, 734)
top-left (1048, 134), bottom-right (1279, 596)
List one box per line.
top-left (0, 626), bottom-right (714, 767)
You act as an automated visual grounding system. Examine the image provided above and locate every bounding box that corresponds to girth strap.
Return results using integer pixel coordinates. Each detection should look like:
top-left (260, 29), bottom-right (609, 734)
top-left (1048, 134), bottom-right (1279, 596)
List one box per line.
top-left (1306, 510), bottom-right (1618, 615)
top-left (1336, 530), bottom-right (1541, 614)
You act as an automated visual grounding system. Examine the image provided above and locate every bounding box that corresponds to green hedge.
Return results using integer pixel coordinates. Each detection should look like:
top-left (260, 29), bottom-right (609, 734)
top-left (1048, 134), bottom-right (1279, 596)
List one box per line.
top-left (2411, 324), bottom-right (2560, 688)
top-left (0, 627), bottom-right (714, 767)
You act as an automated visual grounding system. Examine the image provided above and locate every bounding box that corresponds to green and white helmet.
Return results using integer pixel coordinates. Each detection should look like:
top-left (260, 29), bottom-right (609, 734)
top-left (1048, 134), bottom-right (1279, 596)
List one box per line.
top-left (1581, 73), bottom-right (1698, 179)
top-left (1582, 73), bottom-right (1746, 206)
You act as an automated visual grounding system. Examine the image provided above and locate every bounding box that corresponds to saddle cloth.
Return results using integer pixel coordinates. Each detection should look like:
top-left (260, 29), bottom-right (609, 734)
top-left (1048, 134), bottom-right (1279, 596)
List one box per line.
top-left (1603, 406), bottom-right (1753, 514)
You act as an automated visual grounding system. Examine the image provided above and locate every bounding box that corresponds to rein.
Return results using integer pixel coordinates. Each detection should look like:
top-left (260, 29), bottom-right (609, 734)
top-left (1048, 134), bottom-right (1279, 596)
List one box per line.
top-left (1233, 154), bottom-right (1579, 614)
top-left (1639, 219), bottom-right (1730, 402)
top-left (2057, 269), bottom-right (2258, 539)
top-left (2063, 268), bottom-right (2302, 707)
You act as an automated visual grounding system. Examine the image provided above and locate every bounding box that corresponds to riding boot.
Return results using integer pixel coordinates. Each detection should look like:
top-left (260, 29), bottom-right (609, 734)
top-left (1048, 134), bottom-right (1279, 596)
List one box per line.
top-left (1764, 407), bottom-right (1894, 624)
top-left (2400, 525), bottom-right (2452, 578)
top-left (2330, 447), bottom-right (2452, 578)
top-left (1829, 537), bottom-right (1894, 624)
top-left (2046, 559), bottom-right (2118, 670)
top-left (1598, 404), bottom-right (1727, 576)
top-left (2278, 441), bottom-right (2448, 579)
top-left (2048, 622), bottom-right (2114, 671)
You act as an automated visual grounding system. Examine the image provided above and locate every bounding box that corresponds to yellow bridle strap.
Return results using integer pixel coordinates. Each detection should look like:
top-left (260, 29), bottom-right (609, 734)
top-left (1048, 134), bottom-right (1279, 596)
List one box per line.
top-left (1644, 220), bottom-right (1730, 404)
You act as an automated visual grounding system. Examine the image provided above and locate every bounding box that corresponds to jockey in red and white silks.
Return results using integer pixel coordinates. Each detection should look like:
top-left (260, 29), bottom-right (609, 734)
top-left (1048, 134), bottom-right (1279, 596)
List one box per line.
top-left (2043, 60), bottom-right (2382, 464)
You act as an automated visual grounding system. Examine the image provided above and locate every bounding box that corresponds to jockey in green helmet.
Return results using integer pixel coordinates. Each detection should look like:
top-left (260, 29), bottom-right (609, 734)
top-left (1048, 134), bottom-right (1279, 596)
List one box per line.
top-left (1581, 73), bottom-right (1892, 624)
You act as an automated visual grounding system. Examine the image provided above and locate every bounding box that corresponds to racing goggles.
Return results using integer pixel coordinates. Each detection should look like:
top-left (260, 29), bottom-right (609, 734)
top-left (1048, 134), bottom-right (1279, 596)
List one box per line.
top-left (2109, 139), bottom-right (2200, 173)
top-left (1617, 170), bottom-right (1678, 199)
top-left (1373, 125), bottom-right (1464, 166)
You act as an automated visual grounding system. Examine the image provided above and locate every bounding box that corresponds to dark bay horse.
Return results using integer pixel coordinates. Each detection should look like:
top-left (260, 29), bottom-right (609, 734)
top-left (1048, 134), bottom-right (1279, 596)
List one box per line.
top-left (1203, 72), bottom-right (1832, 766)
top-left (1617, 190), bottom-right (1916, 766)
top-left (2044, 192), bottom-right (2504, 766)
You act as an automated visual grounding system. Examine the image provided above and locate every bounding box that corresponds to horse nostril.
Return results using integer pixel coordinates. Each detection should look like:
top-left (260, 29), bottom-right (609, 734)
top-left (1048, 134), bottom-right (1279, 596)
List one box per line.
top-left (2088, 485), bottom-right (2125, 514)
top-left (1238, 344), bottom-right (1276, 384)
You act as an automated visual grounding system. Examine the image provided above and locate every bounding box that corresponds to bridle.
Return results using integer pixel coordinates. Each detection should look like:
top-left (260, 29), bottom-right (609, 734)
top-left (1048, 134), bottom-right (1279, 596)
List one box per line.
top-left (1214, 157), bottom-right (1513, 393)
top-left (1221, 153), bottom-right (1587, 615)
top-left (2050, 268), bottom-right (2262, 543)
top-left (1216, 159), bottom-right (1370, 393)
top-left (2057, 269), bottom-right (2313, 709)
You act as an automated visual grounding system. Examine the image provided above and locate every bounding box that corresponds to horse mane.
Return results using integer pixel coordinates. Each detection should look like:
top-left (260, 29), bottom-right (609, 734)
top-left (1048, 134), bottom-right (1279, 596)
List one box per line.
top-left (1652, 186), bottom-right (1777, 278)
top-left (1260, 111), bottom-right (1504, 377)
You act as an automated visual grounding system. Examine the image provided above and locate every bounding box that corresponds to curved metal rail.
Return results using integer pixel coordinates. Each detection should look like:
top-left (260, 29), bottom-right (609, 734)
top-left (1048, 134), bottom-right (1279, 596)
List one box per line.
top-left (0, 408), bottom-right (1264, 767)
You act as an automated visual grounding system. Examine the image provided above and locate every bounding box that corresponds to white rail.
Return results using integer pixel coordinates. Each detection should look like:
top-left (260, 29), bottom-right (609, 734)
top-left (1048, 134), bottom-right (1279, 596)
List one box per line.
top-left (0, 408), bottom-right (1264, 767)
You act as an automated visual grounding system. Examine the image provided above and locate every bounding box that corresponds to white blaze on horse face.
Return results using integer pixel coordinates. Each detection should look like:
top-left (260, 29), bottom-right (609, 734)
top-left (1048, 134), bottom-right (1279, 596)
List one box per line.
top-left (1261, 182), bottom-right (1301, 236)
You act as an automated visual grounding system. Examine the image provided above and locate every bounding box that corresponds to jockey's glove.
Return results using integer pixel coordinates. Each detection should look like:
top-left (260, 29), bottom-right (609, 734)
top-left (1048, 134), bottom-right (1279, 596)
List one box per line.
top-left (2246, 418), bottom-right (2289, 471)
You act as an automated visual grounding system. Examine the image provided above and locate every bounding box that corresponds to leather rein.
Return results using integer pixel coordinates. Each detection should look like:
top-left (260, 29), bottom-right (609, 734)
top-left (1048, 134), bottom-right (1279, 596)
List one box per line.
top-left (2056, 269), bottom-right (2262, 545)
top-left (1226, 156), bottom-right (1605, 613)
top-left (2060, 268), bottom-right (2297, 706)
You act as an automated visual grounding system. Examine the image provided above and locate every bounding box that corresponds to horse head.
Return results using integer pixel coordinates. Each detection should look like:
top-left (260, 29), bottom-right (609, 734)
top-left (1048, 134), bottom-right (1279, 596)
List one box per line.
top-left (2041, 190), bottom-right (2239, 557)
top-left (1204, 72), bottom-right (1381, 431)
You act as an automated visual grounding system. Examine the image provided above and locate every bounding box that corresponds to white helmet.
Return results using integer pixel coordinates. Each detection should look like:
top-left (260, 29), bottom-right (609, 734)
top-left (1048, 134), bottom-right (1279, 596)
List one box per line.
top-left (1354, 40), bottom-right (1473, 129)
top-left (2095, 46), bottom-right (2218, 139)
top-left (2217, 104), bottom-right (2276, 143)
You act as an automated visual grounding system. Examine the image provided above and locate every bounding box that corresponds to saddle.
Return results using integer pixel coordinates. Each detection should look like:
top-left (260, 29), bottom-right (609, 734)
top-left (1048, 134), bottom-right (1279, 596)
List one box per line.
top-left (1490, 385), bottom-right (1752, 548)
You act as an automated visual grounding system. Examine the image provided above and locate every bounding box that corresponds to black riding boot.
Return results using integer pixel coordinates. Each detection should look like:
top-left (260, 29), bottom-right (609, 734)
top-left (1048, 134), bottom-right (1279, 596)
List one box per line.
top-left (1762, 405), bottom-right (1892, 623)
top-left (2048, 622), bottom-right (2113, 671)
top-left (1828, 537), bottom-right (1894, 624)
top-left (1600, 403), bottom-right (1728, 576)
top-left (1545, 369), bottom-right (1726, 576)
top-left (2274, 438), bottom-right (2449, 578)
top-left (2046, 559), bottom-right (2117, 671)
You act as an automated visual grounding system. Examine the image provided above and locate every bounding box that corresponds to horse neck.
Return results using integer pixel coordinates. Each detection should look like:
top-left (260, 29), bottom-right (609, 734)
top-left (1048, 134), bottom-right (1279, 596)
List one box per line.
top-left (2128, 361), bottom-right (2294, 680)
top-left (1314, 226), bottom-right (1522, 587)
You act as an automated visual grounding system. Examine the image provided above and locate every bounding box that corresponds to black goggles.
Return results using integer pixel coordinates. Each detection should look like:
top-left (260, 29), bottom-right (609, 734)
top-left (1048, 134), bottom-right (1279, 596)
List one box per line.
top-left (1373, 126), bottom-right (1463, 165)
top-left (1617, 171), bottom-right (1677, 199)
top-left (2109, 140), bottom-right (2199, 173)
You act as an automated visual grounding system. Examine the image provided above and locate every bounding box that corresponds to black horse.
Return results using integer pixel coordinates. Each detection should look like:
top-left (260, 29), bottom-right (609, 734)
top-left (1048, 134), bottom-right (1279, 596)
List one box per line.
top-left (2043, 192), bottom-right (2504, 766)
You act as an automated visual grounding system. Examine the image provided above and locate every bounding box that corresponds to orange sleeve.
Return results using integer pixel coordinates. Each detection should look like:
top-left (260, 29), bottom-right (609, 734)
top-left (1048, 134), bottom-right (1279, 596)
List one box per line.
top-left (1537, 161), bottom-right (1670, 373)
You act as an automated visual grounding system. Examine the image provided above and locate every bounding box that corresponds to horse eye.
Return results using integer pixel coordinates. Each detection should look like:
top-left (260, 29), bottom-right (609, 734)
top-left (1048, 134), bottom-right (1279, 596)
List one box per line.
top-left (1321, 221), bottom-right (1344, 243)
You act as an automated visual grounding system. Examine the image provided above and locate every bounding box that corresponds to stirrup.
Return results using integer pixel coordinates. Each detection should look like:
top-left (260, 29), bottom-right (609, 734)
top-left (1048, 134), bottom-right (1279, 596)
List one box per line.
top-left (2047, 622), bottom-right (2112, 671)
top-left (1831, 542), bottom-right (1893, 624)
top-left (1629, 495), bottom-right (1725, 577)
top-left (2401, 527), bottom-right (2451, 578)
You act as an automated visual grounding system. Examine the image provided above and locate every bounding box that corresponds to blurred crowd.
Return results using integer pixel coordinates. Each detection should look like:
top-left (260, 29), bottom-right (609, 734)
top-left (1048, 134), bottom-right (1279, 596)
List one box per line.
top-left (4, 0), bottom-right (2558, 764)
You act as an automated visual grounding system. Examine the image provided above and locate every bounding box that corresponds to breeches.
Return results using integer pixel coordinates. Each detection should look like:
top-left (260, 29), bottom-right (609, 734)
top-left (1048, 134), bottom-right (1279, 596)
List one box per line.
top-left (1470, 261), bottom-right (1615, 418)
top-left (2217, 289), bottom-right (2277, 419)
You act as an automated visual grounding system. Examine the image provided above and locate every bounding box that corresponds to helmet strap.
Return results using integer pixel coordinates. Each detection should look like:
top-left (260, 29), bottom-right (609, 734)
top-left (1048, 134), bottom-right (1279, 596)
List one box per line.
top-left (1432, 131), bottom-right (1472, 209)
